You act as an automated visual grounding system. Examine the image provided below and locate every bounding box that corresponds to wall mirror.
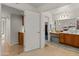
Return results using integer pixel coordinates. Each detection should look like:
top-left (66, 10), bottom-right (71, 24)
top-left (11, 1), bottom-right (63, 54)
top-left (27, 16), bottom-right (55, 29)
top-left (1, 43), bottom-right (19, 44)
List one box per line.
top-left (54, 18), bottom-right (77, 32)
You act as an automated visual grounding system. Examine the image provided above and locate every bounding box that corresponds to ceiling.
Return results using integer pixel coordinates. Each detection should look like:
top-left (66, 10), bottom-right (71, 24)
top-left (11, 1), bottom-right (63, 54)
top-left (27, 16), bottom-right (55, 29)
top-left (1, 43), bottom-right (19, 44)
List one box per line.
top-left (3, 3), bottom-right (71, 12)
top-left (29, 3), bottom-right (71, 8)
top-left (28, 3), bottom-right (71, 11)
top-left (28, 3), bottom-right (46, 8)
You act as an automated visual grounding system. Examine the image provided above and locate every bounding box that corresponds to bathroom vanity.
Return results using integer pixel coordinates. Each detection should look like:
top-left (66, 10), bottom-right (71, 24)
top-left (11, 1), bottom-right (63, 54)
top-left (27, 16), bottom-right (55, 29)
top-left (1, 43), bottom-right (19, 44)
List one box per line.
top-left (50, 31), bottom-right (79, 47)
top-left (59, 33), bottom-right (79, 47)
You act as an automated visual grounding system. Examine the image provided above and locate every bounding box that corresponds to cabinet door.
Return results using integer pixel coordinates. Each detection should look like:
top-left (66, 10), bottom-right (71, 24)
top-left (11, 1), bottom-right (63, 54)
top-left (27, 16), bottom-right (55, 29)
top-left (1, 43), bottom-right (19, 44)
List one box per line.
top-left (73, 35), bottom-right (79, 47)
top-left (64, 34), bottom-right (74, 45)
top-left (59, 33), bottom-right (65, 43)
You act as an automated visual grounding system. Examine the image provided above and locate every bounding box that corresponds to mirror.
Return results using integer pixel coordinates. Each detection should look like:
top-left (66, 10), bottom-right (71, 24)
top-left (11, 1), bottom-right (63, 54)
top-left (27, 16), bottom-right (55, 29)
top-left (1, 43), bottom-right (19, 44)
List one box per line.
top-left (54, 18), bottom-right (77, 32)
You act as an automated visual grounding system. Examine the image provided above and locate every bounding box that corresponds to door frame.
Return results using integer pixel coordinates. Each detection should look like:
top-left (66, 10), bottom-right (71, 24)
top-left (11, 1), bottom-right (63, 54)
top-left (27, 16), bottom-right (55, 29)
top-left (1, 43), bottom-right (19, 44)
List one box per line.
top-left (40, 14), bottom-right (50, 48)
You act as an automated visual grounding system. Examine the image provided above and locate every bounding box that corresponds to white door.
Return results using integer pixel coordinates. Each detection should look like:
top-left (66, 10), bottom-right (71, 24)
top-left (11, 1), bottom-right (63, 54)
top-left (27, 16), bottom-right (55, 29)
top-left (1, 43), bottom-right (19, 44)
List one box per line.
top-left (24, 11), bottom-right (40, 51)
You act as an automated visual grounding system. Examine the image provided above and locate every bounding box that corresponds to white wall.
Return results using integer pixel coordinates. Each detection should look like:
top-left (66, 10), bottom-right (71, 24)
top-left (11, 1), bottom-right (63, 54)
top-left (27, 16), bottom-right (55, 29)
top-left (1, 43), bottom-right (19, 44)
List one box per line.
top-left (10, 14), bottom-right (22, 45)
top-left (40, 13), bottom-right (45, 48)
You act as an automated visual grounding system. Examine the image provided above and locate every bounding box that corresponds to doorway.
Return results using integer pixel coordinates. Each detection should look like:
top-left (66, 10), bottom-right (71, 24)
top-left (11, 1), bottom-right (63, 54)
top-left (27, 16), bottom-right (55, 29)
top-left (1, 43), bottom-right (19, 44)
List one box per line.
top-left (45, 22), bottom-right (49, 46)
top-left (45, 22), bottom-right (48, 40)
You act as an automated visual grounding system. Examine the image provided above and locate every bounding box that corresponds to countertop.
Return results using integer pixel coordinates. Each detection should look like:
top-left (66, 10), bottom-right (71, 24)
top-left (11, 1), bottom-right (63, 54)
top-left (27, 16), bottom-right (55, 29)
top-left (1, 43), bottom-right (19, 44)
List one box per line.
top-left (50, 31), bottom-right (79, 35)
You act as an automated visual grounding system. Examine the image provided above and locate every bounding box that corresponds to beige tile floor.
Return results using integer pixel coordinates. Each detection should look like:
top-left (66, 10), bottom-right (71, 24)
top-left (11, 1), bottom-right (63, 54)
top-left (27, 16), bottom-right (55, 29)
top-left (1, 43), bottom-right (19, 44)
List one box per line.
top-left (19, 43), bottom-right (79, 56)
top-left (2, 42), bottom-right (79, 56)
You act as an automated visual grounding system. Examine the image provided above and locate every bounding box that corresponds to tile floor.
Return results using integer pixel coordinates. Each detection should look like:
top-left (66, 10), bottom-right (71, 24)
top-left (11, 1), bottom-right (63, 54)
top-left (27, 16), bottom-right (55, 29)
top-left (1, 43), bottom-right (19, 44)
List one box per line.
top-left (2, 41), bottom-right (79, 56)
top-left (19, 43), bottom-right (79, 56)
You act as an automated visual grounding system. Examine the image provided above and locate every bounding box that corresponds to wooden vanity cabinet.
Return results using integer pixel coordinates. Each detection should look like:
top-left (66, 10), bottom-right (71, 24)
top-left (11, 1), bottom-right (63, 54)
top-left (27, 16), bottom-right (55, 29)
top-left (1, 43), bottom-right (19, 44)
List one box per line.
top-left (59, 33), bottom-right (79, 47)
top-left (18, 32), bottom-right (24, 46)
